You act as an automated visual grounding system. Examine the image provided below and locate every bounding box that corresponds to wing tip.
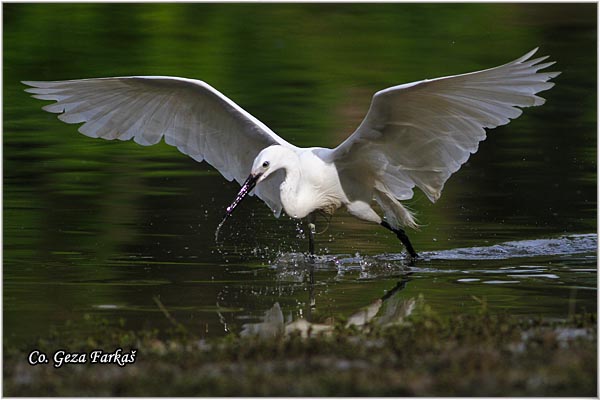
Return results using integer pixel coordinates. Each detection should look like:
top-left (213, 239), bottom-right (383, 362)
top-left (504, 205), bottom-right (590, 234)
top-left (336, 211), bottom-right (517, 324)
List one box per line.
top-left (516, 47), bottom-right (539, 63)
top-left (540, 60), bottom-right (556, 68)
top-left (23, 82), bottom-right (43, 93)
top-left (533, 96), bottom-right (546, 106)
top-left (548, 71), bottom-right (562, 79)
top-left (22, 80), bottom-right (53, 88)
top-left (41, 103), bottom-right (63, 113)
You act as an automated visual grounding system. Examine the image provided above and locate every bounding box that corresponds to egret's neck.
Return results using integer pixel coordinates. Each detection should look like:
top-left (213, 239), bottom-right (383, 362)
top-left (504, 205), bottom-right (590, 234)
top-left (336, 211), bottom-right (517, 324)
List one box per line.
top-left (277, 151), bottom-right (305, 218)
top-left (282, 161), bottom-right (301, 188)
top-left (279, 152), bottom-right (302, 192)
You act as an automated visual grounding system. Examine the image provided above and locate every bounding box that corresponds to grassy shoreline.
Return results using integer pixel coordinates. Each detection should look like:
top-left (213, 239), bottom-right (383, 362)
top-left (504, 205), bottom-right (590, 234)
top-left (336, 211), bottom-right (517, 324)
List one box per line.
top-left (4, 306), bottom-right (596, 396)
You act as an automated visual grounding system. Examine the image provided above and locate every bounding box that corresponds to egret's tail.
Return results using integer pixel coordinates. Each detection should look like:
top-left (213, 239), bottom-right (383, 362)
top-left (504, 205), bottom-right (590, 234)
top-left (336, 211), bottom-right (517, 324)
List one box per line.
top-left (374, 188), bottom-right (419, 230)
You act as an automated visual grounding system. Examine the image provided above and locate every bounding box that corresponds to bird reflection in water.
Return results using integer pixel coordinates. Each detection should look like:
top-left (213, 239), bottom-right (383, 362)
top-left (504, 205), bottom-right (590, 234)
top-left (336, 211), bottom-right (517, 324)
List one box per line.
top-left (240, 276), bottom-right (415, 339)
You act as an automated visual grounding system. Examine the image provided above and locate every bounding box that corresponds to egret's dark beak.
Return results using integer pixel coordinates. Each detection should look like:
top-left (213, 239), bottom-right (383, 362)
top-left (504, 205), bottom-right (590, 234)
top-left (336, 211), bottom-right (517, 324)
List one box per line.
top-left (220, 173), bottom-right (261, 226)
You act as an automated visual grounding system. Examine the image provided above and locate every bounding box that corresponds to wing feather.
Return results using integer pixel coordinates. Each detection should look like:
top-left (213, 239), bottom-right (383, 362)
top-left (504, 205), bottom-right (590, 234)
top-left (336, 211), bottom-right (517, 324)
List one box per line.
top-left (24, 76), bottom-right (294, 215)
top-left (332, 48), bottom-right (560, 203)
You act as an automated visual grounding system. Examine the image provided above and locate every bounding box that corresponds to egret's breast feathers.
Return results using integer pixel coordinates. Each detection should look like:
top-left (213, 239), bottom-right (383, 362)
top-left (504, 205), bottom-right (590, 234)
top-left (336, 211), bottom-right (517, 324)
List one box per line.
top-left (277, 150), bottom-right (344, 218)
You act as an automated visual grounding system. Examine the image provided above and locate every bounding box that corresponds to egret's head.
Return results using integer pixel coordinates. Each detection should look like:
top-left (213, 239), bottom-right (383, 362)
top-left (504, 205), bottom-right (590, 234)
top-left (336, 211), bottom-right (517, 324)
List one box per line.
top-left (219, 145), bottom-right (291, 227)
top-left (250, 145), bottom-right (289, 183)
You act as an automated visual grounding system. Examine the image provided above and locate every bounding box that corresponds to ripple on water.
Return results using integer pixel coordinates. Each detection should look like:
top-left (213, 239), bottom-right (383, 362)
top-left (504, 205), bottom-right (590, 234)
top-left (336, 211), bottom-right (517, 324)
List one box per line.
top-left (507, 274), bottom-right (560, 279)
top-left (426, 234), bottom-right (597, 261)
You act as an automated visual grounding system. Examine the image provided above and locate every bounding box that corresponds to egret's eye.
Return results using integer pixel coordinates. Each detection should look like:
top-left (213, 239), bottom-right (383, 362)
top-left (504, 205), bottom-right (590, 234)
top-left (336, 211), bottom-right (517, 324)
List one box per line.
top-left (262, 161), bottom-right (270, 168)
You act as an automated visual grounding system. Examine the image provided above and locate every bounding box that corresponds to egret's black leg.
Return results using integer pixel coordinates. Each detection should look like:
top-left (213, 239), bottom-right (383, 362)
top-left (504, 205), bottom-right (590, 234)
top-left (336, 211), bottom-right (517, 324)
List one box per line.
top-left (307, 213), bottom-right (317, 255)
top-left (381, 220), bottom-right (418, 258)
top-left (308, 226), bottom-right (315, 255)
top-left (305, 213), bottom-right (317, 309)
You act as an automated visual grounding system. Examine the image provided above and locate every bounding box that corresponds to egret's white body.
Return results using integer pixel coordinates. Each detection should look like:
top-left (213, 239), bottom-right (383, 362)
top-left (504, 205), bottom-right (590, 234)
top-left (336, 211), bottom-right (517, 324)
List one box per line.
top-left (24, 48), bottom-right (559, 255)
top-left (258, 146), bottom-right (342, 219)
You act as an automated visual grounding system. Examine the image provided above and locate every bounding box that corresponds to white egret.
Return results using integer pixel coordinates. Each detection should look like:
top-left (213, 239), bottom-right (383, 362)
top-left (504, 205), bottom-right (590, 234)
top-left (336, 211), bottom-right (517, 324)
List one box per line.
top-left (24, 48), bottom-right (559, 258)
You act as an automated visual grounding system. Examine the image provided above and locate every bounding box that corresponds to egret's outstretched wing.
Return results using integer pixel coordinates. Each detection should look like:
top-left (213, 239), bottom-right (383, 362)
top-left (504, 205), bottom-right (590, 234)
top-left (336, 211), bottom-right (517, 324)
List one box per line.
top-left (332, 48), bottom-right (560, 203)
top-left (23, 76), bottom-right (292, 215)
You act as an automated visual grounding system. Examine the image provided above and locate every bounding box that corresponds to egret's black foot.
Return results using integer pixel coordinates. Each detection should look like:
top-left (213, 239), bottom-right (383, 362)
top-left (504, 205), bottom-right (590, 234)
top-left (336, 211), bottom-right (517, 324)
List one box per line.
top-left (380, 221), bottom-right (418, 259)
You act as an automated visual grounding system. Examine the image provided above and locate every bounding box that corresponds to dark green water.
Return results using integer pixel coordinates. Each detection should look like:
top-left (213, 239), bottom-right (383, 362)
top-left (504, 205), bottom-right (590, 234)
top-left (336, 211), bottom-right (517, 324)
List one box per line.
top-left (4, 3), bottom-right (597, 345)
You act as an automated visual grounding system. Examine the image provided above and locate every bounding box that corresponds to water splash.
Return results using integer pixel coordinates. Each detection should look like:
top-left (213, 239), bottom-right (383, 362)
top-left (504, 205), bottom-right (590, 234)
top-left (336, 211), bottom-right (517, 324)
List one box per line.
top-left (268, 233), bottom-right (597, 278)
top-left (214, 219), bottom-right (226, 242)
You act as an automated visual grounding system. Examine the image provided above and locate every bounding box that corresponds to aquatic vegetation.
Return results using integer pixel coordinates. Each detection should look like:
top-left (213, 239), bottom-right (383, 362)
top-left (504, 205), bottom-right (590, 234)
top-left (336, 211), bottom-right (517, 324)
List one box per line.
top-left (4, 309), bottom-right (596, 396)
